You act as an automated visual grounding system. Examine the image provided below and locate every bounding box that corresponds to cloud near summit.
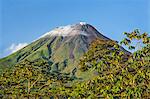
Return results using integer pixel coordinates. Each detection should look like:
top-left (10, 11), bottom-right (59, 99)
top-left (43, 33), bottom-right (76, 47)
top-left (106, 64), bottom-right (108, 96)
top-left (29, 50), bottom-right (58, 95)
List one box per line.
top-left (7, 43), bottom-right (28, 54)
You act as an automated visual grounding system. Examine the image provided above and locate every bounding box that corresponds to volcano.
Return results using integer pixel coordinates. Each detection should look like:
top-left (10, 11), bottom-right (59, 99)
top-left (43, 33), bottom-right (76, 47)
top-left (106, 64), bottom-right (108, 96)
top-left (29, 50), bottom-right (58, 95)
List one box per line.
top-left (0, 22), bottom-right (129, 75)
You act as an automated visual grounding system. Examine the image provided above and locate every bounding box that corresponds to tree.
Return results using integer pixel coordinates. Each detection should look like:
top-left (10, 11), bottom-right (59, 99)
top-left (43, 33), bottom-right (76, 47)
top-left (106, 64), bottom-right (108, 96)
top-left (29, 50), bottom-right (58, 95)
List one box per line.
top-left (0, 59), bottom-right (74, 98)
top-left (0, 60), bottom-right (53, 98)
top-left (65, 30), bottom-right (150, 98)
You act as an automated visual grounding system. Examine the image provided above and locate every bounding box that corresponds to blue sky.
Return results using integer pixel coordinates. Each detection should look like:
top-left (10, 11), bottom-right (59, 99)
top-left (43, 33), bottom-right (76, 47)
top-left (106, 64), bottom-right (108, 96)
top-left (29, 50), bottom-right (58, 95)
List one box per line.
top-left (0, 0), bottom-right (150, 58)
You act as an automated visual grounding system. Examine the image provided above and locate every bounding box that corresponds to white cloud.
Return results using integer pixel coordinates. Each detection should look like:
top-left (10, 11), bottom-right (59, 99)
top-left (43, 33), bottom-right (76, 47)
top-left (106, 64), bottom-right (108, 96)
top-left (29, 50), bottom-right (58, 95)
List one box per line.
top-left (79, 22), bottom-right (87, 25)
top-left (40, 24), bottom-right (89, 38)
top-left (7, 43), bottom-right (28, 54)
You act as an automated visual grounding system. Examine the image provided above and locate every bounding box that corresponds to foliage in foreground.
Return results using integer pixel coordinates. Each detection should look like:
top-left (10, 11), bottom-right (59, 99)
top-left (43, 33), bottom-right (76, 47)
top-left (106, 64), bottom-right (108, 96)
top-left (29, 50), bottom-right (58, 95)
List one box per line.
top-left (0, 60), bottom-right (73, 98)
top-left (75, 30), bottom-right (150, 98)
top-left (0, 29), bottom-right (150, 98)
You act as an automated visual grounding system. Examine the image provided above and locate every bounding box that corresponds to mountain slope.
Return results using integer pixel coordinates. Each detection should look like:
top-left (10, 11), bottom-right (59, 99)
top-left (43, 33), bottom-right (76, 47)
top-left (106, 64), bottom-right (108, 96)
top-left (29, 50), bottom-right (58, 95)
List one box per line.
top-left (0, 23), bottom-right (129, 74)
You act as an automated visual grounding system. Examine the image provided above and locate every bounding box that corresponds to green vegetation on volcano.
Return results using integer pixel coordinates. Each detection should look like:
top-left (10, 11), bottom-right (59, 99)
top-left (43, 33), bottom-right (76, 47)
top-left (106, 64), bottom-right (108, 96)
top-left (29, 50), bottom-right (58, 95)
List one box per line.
top-left (0, 29), bottom-right (149, 98)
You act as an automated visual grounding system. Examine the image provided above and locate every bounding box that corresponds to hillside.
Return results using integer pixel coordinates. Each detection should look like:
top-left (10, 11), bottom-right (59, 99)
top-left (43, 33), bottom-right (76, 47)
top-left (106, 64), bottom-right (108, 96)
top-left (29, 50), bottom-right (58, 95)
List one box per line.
top-left (0, 23), bottom-right (128, 75)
